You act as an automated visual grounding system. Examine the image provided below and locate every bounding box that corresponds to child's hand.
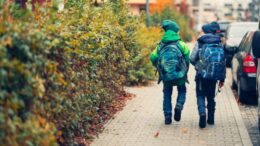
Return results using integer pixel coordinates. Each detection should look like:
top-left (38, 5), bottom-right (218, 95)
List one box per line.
top-left (218, 82), bottom-right (224, 88)
top-left (185, 76), bottom-right (189, 84)
top-left (186, 79), bottom-right (190, 84)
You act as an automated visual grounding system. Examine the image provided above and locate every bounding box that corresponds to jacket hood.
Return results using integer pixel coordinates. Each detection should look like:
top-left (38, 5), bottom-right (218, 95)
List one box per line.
top-left (198, 34), bottom-right (221, 44)
top-left (161, 30), bottom-right (181, 43)
top-left (162, 20), bottom-right (180, 33)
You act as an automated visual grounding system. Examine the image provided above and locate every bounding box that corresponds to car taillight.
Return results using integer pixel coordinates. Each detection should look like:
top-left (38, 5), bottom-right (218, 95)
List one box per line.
top-left (243, 55), bottom-right (256, 73)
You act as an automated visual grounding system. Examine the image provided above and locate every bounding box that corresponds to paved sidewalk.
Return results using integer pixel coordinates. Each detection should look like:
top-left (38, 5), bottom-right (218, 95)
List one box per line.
top-left (239, 104), bottom-right (260, 145)
top-left (92, 66), bottom-right (252, 146)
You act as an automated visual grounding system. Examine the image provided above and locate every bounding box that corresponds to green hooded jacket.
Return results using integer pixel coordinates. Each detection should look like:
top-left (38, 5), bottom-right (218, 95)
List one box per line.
top-left (150, 30), bottom-right (190, 86)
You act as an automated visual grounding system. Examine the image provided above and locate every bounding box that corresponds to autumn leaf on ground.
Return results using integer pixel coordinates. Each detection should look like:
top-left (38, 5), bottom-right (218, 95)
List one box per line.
top-left (181, 128), bottom-right (188, 134)
top-left (199, 140), bottom-right (207, 144)
top-left (154, 132), bottom-right (159, 138)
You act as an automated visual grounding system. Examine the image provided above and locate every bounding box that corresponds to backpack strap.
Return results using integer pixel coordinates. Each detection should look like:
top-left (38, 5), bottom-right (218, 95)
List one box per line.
top-left (158, 41), bottom-right (183, 56)
top-left (159, 41), bottom-right (178, 51)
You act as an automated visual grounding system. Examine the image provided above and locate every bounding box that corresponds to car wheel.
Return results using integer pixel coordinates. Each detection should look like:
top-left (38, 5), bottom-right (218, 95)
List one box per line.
top-left (231, 67), bottom-right (237, 90)
top-left (231, 79), bottom-right (237, 90)
top-left (259, 117), bottom-right (260, 131)
top-left (238, 79), bottom-right (247, 103)
top-left (256, 82), bottom-right (259, 104)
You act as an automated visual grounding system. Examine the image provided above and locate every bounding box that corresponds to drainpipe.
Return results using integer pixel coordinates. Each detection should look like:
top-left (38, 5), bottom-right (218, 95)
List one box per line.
top-left (146, 0), bottom-right (150, 27)
top-left (198, 0), bottom-right (204, 32)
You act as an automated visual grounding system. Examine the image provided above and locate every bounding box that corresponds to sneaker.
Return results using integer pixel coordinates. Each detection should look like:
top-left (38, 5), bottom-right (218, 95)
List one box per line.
top-left (199, 115), bottom-right (206, 128)
top-left (207, 113), bottom-right (214, 125)
top-left (174, 108), bottom-right (181, 122)
top-left (165, 118), bottom-right (172, 125)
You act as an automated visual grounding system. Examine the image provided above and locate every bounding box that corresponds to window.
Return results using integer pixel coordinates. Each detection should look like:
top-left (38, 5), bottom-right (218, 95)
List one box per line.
top-left (224, 3), bottom-right (232, 7)
top-left (245, 32), bottom-right (254, 53)
top-left (239, 32), bottom-right (253, 53)
top-left (237, 8), bottom-right (243, 11)
top-left (204, 8), bottom-right (213, 12)
top-left (252, 31), bottom-right (260, 58)
top-left (238, 33), bottom-right (248, 51)
top-left (225, 13), bottom-right (232, 17)
top-left (193, 0), bottom-right (199, 6)
top-left (139, 5), bottom-right (146, 13)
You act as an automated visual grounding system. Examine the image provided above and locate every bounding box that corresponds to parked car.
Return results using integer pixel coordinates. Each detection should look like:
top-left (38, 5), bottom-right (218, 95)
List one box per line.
top-left (218, 20), bottom-right (231, 37)
top-left (231, 31), bottom-right (257, 103)
top-left (252, 30), bottom-right (260, 131)
top-left (225, 22), bottom-right (258, 67)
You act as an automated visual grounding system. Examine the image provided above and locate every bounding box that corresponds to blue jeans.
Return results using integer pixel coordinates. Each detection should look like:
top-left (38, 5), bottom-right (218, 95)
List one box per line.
top-left (196, 78), bottom-right (217, 116)
top-left (163, 82), bottom-right (186, 119)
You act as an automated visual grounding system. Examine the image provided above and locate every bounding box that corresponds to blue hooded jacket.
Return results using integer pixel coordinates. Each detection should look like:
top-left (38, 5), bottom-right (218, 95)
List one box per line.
top-left (190, 23), bottom-right (223, 80)
top-left (197, 34), bottom-right (221, 48)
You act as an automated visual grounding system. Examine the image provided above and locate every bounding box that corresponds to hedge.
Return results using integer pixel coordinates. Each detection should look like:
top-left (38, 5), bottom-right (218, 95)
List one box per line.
top-left (0, 0), bottom-right (162, 145)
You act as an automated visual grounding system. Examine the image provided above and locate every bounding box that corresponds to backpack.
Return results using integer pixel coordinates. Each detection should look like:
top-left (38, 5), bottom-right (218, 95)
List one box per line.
top-left (199, 43), bottom-right (226, 80)
top-left (157, 42), bottom-right (187, 82)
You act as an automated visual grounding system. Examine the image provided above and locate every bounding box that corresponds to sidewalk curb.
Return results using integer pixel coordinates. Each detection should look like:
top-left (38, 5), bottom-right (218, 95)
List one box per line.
top-left (225, 85), bottom-right (253, 146)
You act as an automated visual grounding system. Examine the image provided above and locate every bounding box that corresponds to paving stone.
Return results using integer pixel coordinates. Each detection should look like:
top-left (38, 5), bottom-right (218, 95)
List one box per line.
top-left (237, 104), bottom-right (260, 146)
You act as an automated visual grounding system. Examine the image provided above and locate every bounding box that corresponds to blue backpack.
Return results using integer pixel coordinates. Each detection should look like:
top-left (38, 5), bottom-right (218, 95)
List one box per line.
top-left (157, 42), bottom-right (187, 82)
top-left (199, 43), bottom-right (226, 80)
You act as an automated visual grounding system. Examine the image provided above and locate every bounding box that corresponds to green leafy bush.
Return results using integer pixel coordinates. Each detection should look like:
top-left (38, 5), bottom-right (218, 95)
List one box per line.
top-left (0, 14), bottom-right (58, 146)
top-left (126, 24), bottom-right (162, 85)
top-left (0, 2), bottom-right (121, 145)
top-left (0, 0), bottom-right (163, 145)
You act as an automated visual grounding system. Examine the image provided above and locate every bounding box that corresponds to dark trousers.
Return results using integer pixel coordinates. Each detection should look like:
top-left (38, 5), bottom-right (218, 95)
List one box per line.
top-left (163, 82), bottom-right (186, 119)
top-left (196, 78), bottom-right (217, 116)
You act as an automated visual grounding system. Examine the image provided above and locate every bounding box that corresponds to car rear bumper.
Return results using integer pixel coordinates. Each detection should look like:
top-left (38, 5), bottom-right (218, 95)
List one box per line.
top-left (240, 73), bottom-right (256, 91)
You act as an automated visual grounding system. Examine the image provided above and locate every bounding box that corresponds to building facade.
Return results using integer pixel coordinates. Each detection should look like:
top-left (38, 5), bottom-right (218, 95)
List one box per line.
top-left (190, 0), bottom-right (217, 31)
top-left (248, 0), bottom-right (259, 21)
top-left (215, 0), bottom-right (251, 21)
top-left (127, 0), bottom-right (156, 15)
top-left (190, 0), bottom-right (251, 32)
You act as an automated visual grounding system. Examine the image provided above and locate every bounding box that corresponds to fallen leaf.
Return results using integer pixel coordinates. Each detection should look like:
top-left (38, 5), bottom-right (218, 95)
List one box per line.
top-left (181, 128), bottom-right (188, 133)
top-left (154, 132), bottom-right (159, 138)
top-left (199, 140), bottom-right (206, 144)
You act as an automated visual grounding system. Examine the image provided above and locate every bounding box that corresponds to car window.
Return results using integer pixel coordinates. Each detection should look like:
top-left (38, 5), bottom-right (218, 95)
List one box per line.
top-left (252, 31), bottom-right (260, 58)
top-left (244, 32), bottom-right (254, 53)
top-left (227, 24), bottom-right (257, 38)
top-left (219, 22), bottom-right (230, 32)
top-left (238, 33), bottom-right (249, 51)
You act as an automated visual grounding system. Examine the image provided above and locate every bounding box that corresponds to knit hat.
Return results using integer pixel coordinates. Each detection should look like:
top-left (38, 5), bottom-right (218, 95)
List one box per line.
top-left (202, 21), bottom-right (220, 34)
top-left (211, 21), bottom-right (221, 33)
top-left (162, 20), bottom-right (180, 33)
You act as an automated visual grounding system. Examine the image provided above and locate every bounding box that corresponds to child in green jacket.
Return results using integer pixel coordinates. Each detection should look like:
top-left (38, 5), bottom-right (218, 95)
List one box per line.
top-left (150, 20), bottom-right (190, 125)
